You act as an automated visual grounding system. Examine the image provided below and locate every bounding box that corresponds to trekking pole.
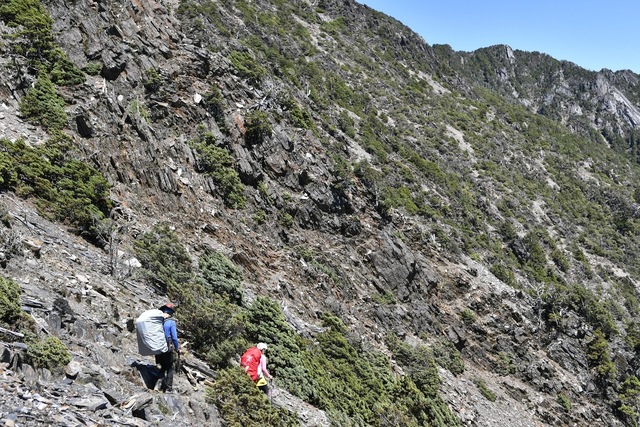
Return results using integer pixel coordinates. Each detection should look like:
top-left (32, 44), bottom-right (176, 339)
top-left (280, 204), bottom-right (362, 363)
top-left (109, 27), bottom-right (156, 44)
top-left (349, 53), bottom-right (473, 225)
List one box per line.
top-left (269, 378), bottom-right (273, 404)
top-left (176, 341), bottom-right (188, 377)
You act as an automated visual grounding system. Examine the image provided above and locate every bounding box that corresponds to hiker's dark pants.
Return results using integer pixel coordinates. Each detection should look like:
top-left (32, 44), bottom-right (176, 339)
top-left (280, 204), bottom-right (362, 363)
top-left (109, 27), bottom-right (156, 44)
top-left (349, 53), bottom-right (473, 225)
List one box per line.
top-left (155, 351), bottom-right (174, 391)
top-left (258, 383), bottom-right (269, 396)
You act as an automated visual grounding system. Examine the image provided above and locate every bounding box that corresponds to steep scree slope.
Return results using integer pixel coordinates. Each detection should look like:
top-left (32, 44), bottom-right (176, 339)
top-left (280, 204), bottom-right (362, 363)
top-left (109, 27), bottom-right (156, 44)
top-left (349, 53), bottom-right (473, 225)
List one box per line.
top-left (1, 0), bottom-right (640, 425)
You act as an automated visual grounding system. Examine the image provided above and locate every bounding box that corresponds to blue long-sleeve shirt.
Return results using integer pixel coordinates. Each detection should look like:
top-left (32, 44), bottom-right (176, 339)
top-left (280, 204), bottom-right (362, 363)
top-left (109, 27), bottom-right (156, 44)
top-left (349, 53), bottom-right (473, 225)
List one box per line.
top-left (163, 318), bottom-right (179, 351)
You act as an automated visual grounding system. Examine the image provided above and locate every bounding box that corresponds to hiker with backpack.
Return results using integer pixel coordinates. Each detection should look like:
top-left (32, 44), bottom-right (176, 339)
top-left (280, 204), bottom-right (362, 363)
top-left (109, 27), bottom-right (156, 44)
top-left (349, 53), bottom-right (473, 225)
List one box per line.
top-left (136, 303), bottom-right (181, 393)
top-left (157, 303), bottom-right (180, 393)
top-left (241, 343), bottom-right (272, 396)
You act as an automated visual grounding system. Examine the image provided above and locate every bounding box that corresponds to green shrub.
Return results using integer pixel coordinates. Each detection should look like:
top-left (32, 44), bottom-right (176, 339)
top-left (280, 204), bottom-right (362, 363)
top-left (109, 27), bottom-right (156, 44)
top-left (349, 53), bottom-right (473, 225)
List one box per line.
top-left (143, 68), bottom-right (162, 92)
top-left (198, 251), bottom-right (244, 306)
top-left (459, 309), bottom-right (477, 325)
top-left (257, 181), bottom-right (272, 204)
top-left (293, 246), bottom-right (314, 262)
top-left (0, 276), bottom-right (22, 326)
top-left (304, 317), bottom-right (387, 424)
top-left (0, 138), bottom-right (111, 237)
top-left (244, 111), bottom-right (272, 145)
top-left (207, 366), bottom-right (300, 426)
top-left (26, 334), bottom-right (71, 369)
top-left (0, 0), bottom-right (84, 84)
top-left (229, 51), bottom-right (265, 84)
top-left (301, 314), bottom-right (461, 426)
top-left (550, 248), bottom-right (570, 272)
top-left (371, 290), bottom-right (396, 305)
top-left (189, 131), bottom-right (246, 208)
top-left (0, 277), bottom-right (34, 337)
top-left (432, 339), bottom-right (465, 376)
top-left (587, 329), bottom-right (616, 380)
top-left (203, 84), bottom-right (227, 131)
top-left (319, 16), bottom-right (347, 36)
top-left (495, 351), bottom-right (516, 376)
top-left (279, 211), bottom-right (294, 228)
top-left (48, 50), bottom-right (85, 85)
top-left (615, 277), bottom-right (640, 317)
top-left (385, 334), bottom-right (462, 426)
top-left (380, 185), bottom-right (421, 215)
top-left (244, 297), bottom-right (317, 402)
top-left (0, 224), bottom-right (22, 260)
top-left (191, 291), bottom-right (463, 427)
top-left (281, 98), bottom-right (314, 130)
top-left (253, 210), bottom-right (267, 224)
top-left (84, 62), bottom-right (102, 75)
top-left (337, 110), bottom-right (356, 138)
top-left (0, 150), bottom-right (17, 187)
top-left (490, 263), bottom-right (517, 287)
top-left (626, 322), bottom-right (640, 355)
top-left (173, 282), bottom-right (247, 368)
top-left (133, 224), bottom-right (193, 293)
top-left (0, 0), bottom-right (54, 57)
top-left (618, 376), bottom-right (640, 425)
top-left (549, 283), bottom-right (618, 337)
top-left (19, 71), bottom-right (68, 131)
top-left (557, 393), bottom-right (572, 412)
top-left (473, 377), bottom-right (496, 402)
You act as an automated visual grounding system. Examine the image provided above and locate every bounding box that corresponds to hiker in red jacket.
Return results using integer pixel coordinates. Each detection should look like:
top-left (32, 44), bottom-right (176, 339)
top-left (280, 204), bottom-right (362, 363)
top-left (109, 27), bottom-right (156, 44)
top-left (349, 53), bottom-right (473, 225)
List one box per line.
top-left (241, 342), bottom-right (272, 395)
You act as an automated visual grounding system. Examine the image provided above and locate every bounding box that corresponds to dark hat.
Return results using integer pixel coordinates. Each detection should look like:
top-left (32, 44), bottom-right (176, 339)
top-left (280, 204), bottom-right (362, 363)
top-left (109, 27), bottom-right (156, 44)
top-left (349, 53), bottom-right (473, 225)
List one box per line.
top-left (159, 303), bottom-right (176, 314)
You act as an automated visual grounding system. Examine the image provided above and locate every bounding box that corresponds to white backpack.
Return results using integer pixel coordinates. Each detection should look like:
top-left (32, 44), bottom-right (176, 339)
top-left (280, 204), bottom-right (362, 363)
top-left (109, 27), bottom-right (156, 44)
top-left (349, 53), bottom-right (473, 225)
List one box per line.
top-left (136, 309), bottom-right (169, 355)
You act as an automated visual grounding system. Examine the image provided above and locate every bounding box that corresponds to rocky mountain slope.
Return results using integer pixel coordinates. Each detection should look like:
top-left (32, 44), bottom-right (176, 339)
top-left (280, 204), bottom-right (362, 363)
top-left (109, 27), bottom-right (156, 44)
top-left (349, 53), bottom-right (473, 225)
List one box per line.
top-left (2, 0), bottom-right (640, 426)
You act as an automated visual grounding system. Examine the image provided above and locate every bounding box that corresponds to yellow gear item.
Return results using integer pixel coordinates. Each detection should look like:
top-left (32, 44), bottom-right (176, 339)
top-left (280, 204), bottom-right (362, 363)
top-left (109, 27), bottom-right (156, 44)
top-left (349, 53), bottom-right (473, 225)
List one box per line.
top-left (256, 377), bottom-right (268, 387)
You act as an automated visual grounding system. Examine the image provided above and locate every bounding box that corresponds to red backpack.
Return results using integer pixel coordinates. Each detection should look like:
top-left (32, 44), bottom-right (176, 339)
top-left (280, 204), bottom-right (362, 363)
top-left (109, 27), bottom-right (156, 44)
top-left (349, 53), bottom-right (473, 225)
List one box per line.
top-left (240, 347), bottom-right (262, 381)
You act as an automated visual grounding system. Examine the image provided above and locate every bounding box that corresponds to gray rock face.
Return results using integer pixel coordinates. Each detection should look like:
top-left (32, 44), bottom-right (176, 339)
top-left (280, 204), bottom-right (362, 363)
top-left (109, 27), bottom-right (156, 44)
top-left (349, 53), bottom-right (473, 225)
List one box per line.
top-left (0, 0), bottom-right (637, 426)
top-left (368, 231), bottom-right (421, 302)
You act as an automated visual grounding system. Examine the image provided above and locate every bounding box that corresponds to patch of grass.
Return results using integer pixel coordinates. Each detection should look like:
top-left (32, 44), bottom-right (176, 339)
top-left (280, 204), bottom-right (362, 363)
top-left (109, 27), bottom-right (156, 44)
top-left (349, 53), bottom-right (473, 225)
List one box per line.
top-left (371, 290), bottom-right (396, 305)
top-left (128, 100), bottom-right (149, 122)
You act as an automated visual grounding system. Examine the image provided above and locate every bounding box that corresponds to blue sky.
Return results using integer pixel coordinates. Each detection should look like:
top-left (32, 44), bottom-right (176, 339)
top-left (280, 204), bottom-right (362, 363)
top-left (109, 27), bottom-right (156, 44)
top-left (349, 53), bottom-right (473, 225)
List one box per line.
top-left (361, 0), bottom-right (640, 74)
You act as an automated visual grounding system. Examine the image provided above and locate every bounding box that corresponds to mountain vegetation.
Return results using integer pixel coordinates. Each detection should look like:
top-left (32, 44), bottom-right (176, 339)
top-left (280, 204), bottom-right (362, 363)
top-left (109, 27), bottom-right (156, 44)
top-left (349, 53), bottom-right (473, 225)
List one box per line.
top-left (1, 0), bottom-right (640, 425)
